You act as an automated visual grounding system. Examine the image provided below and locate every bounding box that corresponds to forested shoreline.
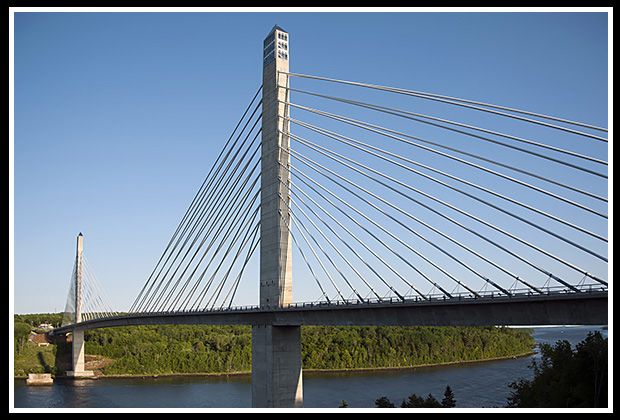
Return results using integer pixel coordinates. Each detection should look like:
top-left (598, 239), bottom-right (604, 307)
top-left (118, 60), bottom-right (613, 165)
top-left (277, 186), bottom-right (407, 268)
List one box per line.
top-left (14, 314), bottom-right (535, 377)
top-left (87, 325), bottom-right (535, 376)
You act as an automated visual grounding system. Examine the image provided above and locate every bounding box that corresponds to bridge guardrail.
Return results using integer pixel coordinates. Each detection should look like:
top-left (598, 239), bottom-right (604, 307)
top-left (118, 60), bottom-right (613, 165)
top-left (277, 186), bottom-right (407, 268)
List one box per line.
top-left (120, 284), bottom-right (607, 316)
top-left (52, 284), bottom-right (607, 334)
top-left (54, 284), bottom-right (607, 331)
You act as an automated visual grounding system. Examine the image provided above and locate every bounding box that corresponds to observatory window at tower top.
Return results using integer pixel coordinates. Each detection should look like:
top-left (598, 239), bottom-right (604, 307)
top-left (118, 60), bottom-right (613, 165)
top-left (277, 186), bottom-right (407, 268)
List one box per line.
top-left (264, 30), bottom-right (288, 66)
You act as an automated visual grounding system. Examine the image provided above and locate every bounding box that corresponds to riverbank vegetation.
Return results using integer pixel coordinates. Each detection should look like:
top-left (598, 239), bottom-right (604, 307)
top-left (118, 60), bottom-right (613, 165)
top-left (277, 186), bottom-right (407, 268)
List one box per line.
top-left (507, 330), bottom-right (607, 408)
top-left (369, 331), bottom-right (608, 409)
top-left (14, 314), bottom-right (535, 377)
top-left (86, 325), bottom-right (535, 375)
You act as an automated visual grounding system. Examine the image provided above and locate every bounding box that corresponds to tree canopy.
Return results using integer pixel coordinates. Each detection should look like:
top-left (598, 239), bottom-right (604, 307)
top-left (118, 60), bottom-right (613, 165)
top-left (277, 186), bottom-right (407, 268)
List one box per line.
top-left (82, 324), bottom-right (534, 375)
top-left (507, 331), bottom-right (607, 408)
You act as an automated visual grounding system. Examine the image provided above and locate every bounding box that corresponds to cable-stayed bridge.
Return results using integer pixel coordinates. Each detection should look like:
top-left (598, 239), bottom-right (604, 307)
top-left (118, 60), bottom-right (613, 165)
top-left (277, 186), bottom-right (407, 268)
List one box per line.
top-left (53, 26), bottom-right (608, 408)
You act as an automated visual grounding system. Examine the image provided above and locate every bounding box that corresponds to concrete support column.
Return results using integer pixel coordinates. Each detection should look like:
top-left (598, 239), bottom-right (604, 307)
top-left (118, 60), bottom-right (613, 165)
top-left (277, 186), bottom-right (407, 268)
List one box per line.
top-left (67, 328), bottom-right (93, 377)
top-left (252, 325), bottom-right (303, 408)
top-left (67, 233), bottom-right (93, 377)
top-left (260, 25), bottom-right (292, 308)
top-left (252, 25), bottom-right (302, 408)
top-left (75, 232), bottom-right (83, 324)
top-left (72, 329), bottom-right (86, 372)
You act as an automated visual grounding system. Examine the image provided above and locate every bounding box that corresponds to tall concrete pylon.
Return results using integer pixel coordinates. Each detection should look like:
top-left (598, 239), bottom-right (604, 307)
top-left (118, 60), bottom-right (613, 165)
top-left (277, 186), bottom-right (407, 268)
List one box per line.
top-left (252, 25), bottom-right (303, 408)
top-left (66, 233), bottom-right (94, 378)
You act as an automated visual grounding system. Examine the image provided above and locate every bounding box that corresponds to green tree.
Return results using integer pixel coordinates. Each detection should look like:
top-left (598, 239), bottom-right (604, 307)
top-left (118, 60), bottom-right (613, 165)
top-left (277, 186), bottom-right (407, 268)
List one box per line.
top-left (374, 386), bottom-right (455, 408)
top-left (14, 321), bottom-right (32, 355)
top-left (441, 385), bottom-right (456, 408)
top-left (507, 331), bottom-right (607, 408)
top-left (401, 393), bottom-right (441, 408)
top-left (375, 396), bottom-right (395, 408)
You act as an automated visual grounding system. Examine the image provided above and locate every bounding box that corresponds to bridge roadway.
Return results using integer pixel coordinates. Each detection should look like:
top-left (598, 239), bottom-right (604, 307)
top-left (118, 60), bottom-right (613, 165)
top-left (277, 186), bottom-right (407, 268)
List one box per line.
top-left (54, 288), bottom-right (608, 334)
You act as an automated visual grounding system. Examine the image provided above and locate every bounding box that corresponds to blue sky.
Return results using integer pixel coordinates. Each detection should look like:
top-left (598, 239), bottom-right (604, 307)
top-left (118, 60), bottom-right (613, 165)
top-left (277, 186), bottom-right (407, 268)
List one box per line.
top-left (11, 9), bottom-right (610, 314)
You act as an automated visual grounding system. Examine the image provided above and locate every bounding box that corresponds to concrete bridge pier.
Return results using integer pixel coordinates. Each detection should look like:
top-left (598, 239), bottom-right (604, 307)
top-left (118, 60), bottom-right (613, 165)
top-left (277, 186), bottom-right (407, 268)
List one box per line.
top-left (252, 325), bottom-right (303, 408)
top-left (66, 328), bottom-right (93, 378)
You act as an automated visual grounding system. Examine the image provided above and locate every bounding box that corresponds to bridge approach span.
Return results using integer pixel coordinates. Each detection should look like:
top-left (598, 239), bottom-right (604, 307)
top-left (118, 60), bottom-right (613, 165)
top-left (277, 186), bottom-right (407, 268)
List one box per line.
top-left (54, 290), bottom-right (607, 334)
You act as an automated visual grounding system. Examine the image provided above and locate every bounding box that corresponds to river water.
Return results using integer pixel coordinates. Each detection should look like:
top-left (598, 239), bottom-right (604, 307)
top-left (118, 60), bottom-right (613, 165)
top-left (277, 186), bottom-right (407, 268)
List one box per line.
top-left (13, 325), bottom-right (607, 410)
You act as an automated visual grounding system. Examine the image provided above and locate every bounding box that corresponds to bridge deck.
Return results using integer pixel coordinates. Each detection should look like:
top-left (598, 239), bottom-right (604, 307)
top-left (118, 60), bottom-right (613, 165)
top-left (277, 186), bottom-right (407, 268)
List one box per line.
top-left (54, 289), bottom-right (608, 334)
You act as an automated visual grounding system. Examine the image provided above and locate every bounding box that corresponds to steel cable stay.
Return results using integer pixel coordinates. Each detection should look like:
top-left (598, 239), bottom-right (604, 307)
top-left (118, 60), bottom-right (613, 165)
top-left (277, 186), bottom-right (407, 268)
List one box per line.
top-left (61, 264), bottom-right (78, 327)
top-left (283, 162), bottom-right (481, 299)
top-left (79, 278), bottom-right (102, 321)
top-left (175, 133), bottom-right (261, 253)
top-left (132, 112), bottom-right (261, 312)
top-left (159, 116), bottom-right (262, 271)
top-left (148, 146), bottom-right (262, 313)
top-left (179, 206), bottom-right (260, 310)
top-left (144, 164), bottom-right (260, 314)
top-left (193, 206), bottom-right (261, 311)
top-left (286, 152), bottom-right (516, 299)
top-left (281, 174), bottom-right (440, 301)
top-left (77, 259), bottom-right (96, 320)
top-left (221, 224), bottom-right (261, 309)
top-left (278, 187), bottom-right (361, 303)
top-left (165, 88), bottom-right (263, 264)
top-left (173, 202), bottom-right (259, 312)
top-left (277, 176), bottom-right (368, 303)
top-left (172, 87), bottom-right (262, 241)
top-left (139, 122), bottom-right (262, 311)
top-left (286, 186), bottom-right (410, 302)
top-left (285, 146), bottom-right (513, 298)
top-left (176, 186), bottom-right (261, 312)
top-left (287, 140), bottom-right (588, 295)
top-left (278, 167), bottom-right (386, 302)
top-left (289, 133), bottom-right (603, 291)
top-left (62, 253), bottom-right (116, 323)
top-left (132, 128), bottom-right (262, 312)
top-left (200, 212), bottom-right (261, 310)
top-left (81, 283), bottom-right (114, 321)
top-left (134, 134), bottom-right (262, 313)
top-left (285, 118), bottom-right (608, 262)
top-left (284, 178), bottom-right (436, 301)
top-left (126, 72), bottom-right (607, 314)
top-left (81, 255), bottom-right (116, 320)
top-left (161, 174), bottom-right (261, 312)
top-left (283, 188), bottom-right (384, 303)
top-left (132, 122), bottom-right (261, 312)
top-left (278, 205), bottom-right (332, 304)
top-left (135, 158), bottom-right (259, 313)
top-left (290, 197), bottom-right (379, 303)
top-left (279, 192), bottom-right (349, 302)
top-left (130, 88), bottom-right (262, 313)
top-left (286, 116), bottom-right (606, 244)
top-left (279, 86), bottom-right (607, 175)
top-left (288, 105), bottom-right (608, 221)
top-left (285, 178), bottom-right (434, 303)
top-left (165, 179), bottom-right (261, 312)
top-left (284, 102), bottom-right (608, 208)
top-left (79, 258), bottom-right (101, 319)
top-left (281, 72), bottom-right (608, 140)
top-left (144, 193), bottom-right (259, 314)
top-left (287, 181), bottom-right (408, 302)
